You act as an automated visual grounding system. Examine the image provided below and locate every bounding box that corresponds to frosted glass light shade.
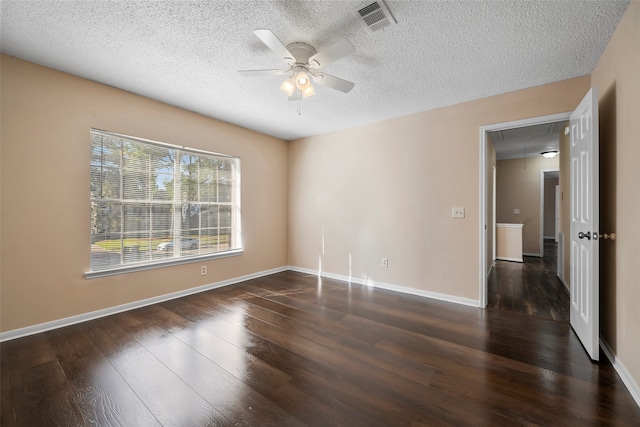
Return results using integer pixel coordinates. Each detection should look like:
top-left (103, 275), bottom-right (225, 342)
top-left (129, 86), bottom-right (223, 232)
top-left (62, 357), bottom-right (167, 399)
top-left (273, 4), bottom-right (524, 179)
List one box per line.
top-left (280, 75), bottom-right (296, 96)
top-left (295, 70), bottom-right (311, 90)
top-left (302, 85), bottom-right (315, 98)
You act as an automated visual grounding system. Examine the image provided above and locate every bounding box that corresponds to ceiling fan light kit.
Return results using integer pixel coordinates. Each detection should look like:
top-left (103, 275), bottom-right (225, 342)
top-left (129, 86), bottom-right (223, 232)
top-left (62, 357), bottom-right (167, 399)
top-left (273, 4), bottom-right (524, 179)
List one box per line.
top-left (280, 75), bottom-right (296, 96)
top-left (239, 29), bottom-right (356, 103)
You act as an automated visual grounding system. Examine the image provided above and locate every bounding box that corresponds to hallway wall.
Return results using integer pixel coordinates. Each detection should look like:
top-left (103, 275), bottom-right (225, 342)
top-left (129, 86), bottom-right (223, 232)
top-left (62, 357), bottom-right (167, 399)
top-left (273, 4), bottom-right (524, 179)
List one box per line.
top-left (496, 156), bottom-right (559, 255)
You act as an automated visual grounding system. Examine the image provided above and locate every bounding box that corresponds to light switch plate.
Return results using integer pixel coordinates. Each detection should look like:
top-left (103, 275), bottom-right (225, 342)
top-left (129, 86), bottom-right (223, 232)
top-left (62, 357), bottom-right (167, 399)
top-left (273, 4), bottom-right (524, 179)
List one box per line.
top-left (452, 207), bottom-right (465, 218)
top-left (513, 208), bottom-right (520, 215)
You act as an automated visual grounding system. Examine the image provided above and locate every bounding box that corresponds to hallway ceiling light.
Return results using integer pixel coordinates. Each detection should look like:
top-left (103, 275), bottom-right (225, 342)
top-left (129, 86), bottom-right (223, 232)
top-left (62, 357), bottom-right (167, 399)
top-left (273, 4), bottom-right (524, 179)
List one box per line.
top-left (541, 150), bottom-right (558, 158)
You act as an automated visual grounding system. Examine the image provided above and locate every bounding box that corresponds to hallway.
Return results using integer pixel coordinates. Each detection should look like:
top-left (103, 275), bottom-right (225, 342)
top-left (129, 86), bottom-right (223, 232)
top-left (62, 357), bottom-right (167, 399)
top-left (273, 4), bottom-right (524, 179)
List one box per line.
top-left (488, 240), bottom-right (569, 322)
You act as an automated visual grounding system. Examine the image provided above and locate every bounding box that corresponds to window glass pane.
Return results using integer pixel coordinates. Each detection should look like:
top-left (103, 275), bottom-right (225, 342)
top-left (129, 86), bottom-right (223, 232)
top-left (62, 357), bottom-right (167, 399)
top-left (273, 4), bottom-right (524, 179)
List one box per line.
top-left (91, 134), bottom-right (121, 168)
top-left (123, 203), bottom-right (150, 232)
top-left (89, 130), bottom-right (241, 273)
top-left (91, 202), bottom-right (121, 235)
top-left (219, 205), bottom-right (232, 227)
top-left (198, 204), bottom-right (218, 228)
top-left (218, 160), bottom-right (233, 202)
top-left (123, 170), bottom-right (150, 200)
top-left (219, 228), bottom-right (232, 250)
top-left (91, 166), bottom-right (121, 200)
top-left (151, 203), bottom-right (173, 232)
top-left (199, 159), bottom-right (218, 202)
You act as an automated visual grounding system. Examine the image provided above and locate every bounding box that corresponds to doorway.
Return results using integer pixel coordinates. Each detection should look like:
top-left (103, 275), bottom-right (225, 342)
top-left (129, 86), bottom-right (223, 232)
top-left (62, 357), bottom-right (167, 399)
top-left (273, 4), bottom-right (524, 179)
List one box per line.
top-left (478, 112), bottom-right (570, 308)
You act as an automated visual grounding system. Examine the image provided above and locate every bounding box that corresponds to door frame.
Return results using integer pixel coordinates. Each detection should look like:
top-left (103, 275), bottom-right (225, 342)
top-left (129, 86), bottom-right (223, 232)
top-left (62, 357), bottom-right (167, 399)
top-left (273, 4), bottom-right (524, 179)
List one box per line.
top-left (539, 169), bottom-right (560, 258)
top-left (478, 112), bottom-right (571, 308)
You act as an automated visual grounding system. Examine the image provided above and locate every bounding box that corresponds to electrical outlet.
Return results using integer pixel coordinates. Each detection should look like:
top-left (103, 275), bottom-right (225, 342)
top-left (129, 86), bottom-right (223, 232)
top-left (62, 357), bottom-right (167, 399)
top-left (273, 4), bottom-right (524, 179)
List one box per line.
top-left (513, 208), bottom-right (520, 215)
top-left (200, 265), bottom-right (207, 276)
top-left (381, 257), bottom-right (388, 268)
top-left (452, 207), bottom-right (465, 218)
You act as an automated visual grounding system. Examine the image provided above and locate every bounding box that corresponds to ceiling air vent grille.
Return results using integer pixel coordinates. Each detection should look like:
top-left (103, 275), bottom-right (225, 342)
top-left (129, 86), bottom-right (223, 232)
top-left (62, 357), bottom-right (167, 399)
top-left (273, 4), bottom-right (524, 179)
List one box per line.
top-left (356, 1), bottom-right (396, 34)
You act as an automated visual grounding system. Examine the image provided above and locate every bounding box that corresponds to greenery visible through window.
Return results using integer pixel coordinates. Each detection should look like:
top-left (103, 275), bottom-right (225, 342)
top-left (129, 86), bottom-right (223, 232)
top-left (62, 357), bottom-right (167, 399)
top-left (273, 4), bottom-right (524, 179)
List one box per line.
top-left (89, 129), bottom-right (241, 276)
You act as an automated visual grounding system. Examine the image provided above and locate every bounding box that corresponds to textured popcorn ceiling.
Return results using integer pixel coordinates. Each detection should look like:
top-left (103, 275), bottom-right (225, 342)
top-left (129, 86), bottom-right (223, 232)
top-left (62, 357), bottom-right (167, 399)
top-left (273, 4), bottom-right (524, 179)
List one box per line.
top-left (491, 121), bottom-right (567, 160)
top-left (0, 0), bottom-right (629, 141)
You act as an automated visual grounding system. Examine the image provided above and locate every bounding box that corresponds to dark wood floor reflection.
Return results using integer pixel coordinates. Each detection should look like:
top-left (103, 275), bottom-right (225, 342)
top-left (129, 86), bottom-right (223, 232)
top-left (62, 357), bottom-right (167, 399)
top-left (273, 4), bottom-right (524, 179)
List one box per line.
top-left (488, 240), bottom-right (570, 322)
top-left (2, 270), bottom-right (639, 426)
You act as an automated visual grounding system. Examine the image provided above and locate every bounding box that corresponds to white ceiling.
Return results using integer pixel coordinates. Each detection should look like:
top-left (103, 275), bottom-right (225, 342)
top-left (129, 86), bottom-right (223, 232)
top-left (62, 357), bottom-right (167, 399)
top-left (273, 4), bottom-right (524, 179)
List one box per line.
top-left (491, 121), bottom-right (567, 160)
top-left (0, 0), bottom-right (629, 141)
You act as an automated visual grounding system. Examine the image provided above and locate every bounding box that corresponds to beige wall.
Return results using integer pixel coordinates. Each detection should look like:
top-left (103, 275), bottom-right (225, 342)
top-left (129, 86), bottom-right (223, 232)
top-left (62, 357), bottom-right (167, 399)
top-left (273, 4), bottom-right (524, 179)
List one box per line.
top-left (288, 76), bottom-right (589, 301)
top-left (591, 0), bottom-right (640, 394)
top-left (0, 56), bottom-right (289, 332)
top-left (543, 177), bottom-right (559, 238)
top-left (495, 156), bottom-right (559, 255)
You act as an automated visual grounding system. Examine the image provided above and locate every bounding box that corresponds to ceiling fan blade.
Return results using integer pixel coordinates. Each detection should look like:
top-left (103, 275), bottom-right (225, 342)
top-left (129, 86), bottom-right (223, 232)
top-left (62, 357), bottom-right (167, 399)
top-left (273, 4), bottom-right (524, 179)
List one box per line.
top-left (238, 69), bottom-right (288, 77)
top-left (308, 39), bottom-right (355, 68)
top-left (253, 29), bottom-right (294, 64)
top-left (310, 72), bottom-right (355, 93)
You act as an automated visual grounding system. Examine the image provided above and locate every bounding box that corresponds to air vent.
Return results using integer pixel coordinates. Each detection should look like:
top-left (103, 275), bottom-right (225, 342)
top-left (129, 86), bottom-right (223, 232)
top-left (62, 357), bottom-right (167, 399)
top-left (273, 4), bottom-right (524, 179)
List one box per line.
top-left (356, 1), bottom-right (396, 33)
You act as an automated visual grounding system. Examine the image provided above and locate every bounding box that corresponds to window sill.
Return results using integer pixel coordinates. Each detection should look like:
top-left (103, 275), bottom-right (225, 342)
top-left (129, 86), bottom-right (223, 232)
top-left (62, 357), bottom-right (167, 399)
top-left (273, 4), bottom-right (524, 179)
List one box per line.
top-left (84, 249), bottom-right (243, 279)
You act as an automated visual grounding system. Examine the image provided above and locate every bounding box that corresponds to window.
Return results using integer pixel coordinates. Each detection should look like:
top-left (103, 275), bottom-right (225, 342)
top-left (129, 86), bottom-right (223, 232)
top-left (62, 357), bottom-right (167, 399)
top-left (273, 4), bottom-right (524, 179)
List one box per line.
top-left (87, 129), bottom-right (241, 278)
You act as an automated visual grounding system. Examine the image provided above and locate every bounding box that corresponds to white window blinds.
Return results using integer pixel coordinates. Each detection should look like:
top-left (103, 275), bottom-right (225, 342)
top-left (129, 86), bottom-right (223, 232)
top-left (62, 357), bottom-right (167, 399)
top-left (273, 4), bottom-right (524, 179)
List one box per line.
top-left (88, 129), bottom-right (241, 277)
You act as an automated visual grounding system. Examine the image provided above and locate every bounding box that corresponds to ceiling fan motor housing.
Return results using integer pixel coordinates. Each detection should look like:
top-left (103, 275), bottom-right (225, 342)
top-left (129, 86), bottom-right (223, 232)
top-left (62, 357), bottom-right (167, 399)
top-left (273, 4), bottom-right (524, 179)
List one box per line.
top-left (285, 42), bottom-right (317, 65)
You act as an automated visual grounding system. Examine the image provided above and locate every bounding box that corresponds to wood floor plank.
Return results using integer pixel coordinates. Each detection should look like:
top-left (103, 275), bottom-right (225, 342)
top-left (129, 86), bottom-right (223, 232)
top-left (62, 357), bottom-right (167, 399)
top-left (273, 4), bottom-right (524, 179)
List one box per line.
top-left (0, 360), bottom-right (16, 427)
top-left (45, 325), bottom-right (161, 426)
top-left (83, 316), bottom-right (142, 357)
top-left (136, 326), bottom-right (304, 426)
top-left (9, 360), bottom-right (84, 426)
top-left (488, 241), bottom-right (570, 321)
top-left (108, 344), bottom-right (230, 426)
top-left (219, 290), bottom-right (380, 346)
top-left (173, 323), bottom-right (294, 397)
top-left (2, 269), bottom-right (639, 426)
top-left (0, 333), bottom-right (57, 372)
top-left (227, 311), bottom-right (470, 424)
top-left (371, 319), bottom-right (638, 425)
top-left (268, 380), bottom-right (378, 427)
top-left (227, 295), bottom-right (437, 387)
top-left (232, 326), bottom-right (450, 426)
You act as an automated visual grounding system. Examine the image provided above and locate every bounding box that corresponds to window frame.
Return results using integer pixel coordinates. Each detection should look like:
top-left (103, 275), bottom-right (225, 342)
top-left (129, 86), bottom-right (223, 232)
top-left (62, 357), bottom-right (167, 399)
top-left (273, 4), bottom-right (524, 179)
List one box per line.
top-left (86, 129), bottom-right (242, 279)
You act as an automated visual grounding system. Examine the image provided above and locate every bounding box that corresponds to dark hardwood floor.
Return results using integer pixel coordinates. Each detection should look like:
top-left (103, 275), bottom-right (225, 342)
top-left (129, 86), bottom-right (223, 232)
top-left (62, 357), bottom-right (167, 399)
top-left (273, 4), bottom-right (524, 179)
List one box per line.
top-left (2, 270), bottom-right (639, 426)
top-left (488, 240), bottom-right (570, 321)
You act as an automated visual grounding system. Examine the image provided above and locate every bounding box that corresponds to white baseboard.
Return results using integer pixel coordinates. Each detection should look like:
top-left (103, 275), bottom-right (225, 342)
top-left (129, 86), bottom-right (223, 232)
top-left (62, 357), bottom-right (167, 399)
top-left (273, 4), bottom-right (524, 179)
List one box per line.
top-left (0, 266), bottom-right (288, 343)
top-left (557, 275), bottom-right (570, 295)
top-left (523, 252), bottom-right (541, 257)
top-left (496, 256), bottom-right (523, 263)
top-left (288, 266), bottom-right (480, 308)
top-left (600, 337), bottom-right (640, 409)
top-left (487, 263), bottom-right (495, 280)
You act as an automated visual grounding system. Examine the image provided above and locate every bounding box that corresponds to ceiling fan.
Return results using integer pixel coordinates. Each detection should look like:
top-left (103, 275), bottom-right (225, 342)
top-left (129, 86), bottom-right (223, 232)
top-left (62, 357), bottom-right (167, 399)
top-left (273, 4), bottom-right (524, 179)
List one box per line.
top-left (238, 29), bottom-right (356, 101)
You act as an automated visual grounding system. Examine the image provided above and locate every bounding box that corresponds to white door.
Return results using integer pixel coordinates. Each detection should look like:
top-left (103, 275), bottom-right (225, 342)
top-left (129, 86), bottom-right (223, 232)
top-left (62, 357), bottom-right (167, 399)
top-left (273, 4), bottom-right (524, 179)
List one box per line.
top-left (570, 88), bottom-right (599, 361)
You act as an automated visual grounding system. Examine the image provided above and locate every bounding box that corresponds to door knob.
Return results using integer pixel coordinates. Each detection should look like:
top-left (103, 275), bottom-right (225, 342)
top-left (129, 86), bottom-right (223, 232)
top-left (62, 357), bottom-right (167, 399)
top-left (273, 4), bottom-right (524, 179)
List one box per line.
top-left (597, 232), bottom-right (616, 241)
top-left (578, 231), bottom-right (591, 240)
